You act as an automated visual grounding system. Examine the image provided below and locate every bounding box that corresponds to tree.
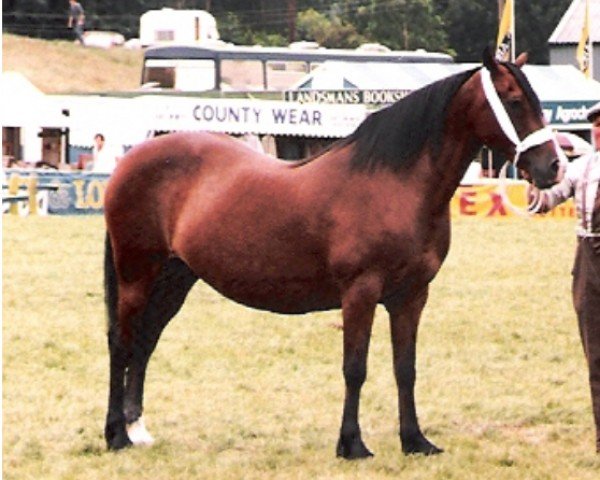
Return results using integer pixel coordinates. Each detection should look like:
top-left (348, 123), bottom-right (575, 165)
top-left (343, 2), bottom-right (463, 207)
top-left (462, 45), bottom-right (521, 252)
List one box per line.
top-left (436, 0), bottom-right (497, 62)
top-left (296, 8), bottom-right (366, 48)
top-left (341, 0), bottom-right (449, 52)
top-left (434, 0), bottom-right (572, 63)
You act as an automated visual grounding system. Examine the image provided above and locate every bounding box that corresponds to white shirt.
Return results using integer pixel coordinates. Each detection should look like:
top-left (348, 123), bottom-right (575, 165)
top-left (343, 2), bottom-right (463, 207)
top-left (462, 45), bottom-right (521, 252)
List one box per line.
top-left (92, 145), bottom-right (118, 174)
top-left (543, 151), bottom-right (600, 237)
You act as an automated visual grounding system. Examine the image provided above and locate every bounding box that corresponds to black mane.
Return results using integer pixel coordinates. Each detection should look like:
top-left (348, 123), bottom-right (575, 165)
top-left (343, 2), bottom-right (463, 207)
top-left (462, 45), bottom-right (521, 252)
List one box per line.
top-left (340, 67), bottom-right (479, 172)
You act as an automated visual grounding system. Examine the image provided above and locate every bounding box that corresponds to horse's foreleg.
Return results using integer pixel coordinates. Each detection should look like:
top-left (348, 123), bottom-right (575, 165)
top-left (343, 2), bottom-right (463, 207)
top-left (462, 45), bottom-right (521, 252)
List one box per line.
top-left (336, 274), bottom-right (381, 459)
top-left (385, 286), bottom-right (442, 455)
top-left (123, 258), bottom-right (197, 446)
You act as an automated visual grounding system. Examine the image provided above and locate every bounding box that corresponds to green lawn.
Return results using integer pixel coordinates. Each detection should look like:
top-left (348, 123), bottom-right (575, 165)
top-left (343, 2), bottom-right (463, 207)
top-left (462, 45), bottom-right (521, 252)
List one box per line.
top-left (3, 215), bottom-right (600, 479)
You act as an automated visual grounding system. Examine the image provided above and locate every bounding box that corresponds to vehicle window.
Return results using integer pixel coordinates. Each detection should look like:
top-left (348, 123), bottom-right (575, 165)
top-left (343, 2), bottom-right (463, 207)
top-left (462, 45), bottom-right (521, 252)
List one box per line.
top-left (221, 59), bottom-right (264, 91)
top-left (266, 60), bottom-right (309, 90)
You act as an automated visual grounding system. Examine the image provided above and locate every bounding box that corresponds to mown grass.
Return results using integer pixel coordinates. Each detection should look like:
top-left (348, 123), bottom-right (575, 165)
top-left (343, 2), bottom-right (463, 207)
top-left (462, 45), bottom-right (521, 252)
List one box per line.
top-left (2, 33), bottom-right (143, 93)
top-left (3, 215), bottom-right (600, 479)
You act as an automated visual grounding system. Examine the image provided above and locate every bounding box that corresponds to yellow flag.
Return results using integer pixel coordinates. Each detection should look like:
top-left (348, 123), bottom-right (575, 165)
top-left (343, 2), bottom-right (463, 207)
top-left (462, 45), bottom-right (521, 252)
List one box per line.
top-left (496, 0), bottom-right (514, 61)
top-left (577, 0), bottom-right (591, 78)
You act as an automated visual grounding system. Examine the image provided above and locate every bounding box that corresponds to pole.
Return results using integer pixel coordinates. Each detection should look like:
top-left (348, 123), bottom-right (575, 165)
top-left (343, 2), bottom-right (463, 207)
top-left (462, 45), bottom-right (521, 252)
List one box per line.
top-left (588, 0), bottom-right (594, 79)
top-left (511, 0), bottom-right (515, 62)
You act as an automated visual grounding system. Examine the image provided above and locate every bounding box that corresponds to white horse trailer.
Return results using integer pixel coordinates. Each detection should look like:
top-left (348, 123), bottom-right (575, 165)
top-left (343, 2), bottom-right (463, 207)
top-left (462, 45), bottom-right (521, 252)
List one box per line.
top-left (139, 8), bottom-right (219, 47)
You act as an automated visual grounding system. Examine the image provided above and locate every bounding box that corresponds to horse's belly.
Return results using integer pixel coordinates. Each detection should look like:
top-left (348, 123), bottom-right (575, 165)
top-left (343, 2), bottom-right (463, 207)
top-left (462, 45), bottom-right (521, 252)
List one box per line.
top-left (179, 236), bottom-right (340, 313)
top-left (205, 274), bottom-right (341, 314)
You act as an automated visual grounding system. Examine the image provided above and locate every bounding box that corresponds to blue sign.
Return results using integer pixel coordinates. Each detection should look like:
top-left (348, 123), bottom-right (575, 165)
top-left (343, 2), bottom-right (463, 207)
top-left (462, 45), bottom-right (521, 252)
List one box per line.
top-left (5, 169), bottom-right (110, 215)
top-left (541, 101), bottom-right (597, 125)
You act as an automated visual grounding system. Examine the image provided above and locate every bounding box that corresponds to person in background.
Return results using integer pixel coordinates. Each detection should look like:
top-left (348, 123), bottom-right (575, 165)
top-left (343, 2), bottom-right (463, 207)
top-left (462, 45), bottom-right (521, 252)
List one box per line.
top-left (535, 101), bottom-right (600, 452)
top-left (92, 133), bottom-right (119, 174)
top-left (67, 0), bottom-right (85, 46)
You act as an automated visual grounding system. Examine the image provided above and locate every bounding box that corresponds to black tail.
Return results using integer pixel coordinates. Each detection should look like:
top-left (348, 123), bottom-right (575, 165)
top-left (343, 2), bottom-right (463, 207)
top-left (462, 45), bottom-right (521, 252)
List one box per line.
top-left (104, 233), bottom-right (119, 336)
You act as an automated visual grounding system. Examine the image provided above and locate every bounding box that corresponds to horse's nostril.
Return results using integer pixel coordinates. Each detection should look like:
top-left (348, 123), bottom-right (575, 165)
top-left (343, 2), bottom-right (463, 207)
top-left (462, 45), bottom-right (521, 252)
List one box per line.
top-left (551, 158), bottom-right (560, 174)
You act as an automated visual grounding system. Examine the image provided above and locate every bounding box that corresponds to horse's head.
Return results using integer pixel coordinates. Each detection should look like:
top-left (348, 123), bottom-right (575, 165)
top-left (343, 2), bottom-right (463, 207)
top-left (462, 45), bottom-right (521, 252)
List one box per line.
top-left (475, 47), bottom-right (562, 188)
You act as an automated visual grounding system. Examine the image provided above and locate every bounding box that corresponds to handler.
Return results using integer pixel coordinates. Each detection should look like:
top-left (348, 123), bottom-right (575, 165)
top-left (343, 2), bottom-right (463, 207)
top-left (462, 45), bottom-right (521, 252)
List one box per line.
top-left (536, 101), bottom-right (600, 452)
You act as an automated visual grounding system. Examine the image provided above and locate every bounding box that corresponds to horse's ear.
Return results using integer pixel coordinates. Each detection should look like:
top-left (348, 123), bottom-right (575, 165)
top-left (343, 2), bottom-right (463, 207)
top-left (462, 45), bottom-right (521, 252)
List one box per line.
top-left (482, 45), bottom-right (498, 72)
top-left (514, 52), bottom-right (528, 68)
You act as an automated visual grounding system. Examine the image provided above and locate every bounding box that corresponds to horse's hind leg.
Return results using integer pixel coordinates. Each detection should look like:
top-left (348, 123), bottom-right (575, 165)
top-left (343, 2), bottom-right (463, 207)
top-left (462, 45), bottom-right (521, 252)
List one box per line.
top-left (106, 321), bottom-right (132, 450)
top-left (384, 286), bottom-right (442, 455)
top-left (123, 257), bottom-right (197, 445)
top-left (104, 237), bottom-right (165, 450)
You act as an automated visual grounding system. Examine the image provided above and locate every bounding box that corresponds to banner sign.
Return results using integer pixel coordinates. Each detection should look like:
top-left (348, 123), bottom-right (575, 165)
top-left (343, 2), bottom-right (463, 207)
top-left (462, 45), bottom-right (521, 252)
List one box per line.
top-left (5, 170), bottom-right (575, 219)
top-left (451, 183), bottom-right (575, 219)
top-left (5, 169), bottom-right (109, 215)
top-left (541, 101), bottom-right (597, 126)
top-left (139, 96), bottom-right (367, 138)
top-left (284, 89), bottom-right (411, 105)
top-left (495, 0), bottom-right (514, 62)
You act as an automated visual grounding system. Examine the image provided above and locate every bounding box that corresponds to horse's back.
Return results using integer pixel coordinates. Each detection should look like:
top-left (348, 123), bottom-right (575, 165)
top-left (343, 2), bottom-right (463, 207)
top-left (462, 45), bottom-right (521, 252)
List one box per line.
top-left (106, 131), bottom-right (275, 224)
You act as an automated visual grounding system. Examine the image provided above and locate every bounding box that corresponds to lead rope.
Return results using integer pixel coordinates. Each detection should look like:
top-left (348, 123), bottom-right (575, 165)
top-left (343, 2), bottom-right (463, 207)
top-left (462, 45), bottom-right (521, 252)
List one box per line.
top-left (480, 67), bottom-right (567, 216)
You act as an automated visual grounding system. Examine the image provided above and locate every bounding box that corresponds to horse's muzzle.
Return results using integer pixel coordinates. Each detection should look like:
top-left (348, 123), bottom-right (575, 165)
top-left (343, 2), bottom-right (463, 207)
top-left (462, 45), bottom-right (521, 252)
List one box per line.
top-left (527, 157), bottom-right (562, 189)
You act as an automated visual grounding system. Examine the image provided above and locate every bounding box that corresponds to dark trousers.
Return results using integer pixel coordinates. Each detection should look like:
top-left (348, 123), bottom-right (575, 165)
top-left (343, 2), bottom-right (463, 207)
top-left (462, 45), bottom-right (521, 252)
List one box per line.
top-left (572, 237), bottom-right (600, 452)
top-left (73, 24), bottom-right (85, 45)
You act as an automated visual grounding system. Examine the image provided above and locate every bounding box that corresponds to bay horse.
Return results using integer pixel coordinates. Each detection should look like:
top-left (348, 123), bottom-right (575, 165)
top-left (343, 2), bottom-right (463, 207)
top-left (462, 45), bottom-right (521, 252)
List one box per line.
top-left (103, 48), bottom-right (561, 457)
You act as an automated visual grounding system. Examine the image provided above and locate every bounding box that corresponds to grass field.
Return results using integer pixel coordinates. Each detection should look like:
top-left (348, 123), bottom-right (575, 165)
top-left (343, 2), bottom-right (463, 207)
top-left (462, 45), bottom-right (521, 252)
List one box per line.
top-left (3, 215), bottom-right (600, 479)
top-left (2, 34), bottom-right (142, 93)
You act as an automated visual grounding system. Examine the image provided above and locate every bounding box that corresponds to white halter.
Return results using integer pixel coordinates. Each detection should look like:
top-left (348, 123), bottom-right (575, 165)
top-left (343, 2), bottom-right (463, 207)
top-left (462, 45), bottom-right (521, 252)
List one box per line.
top-left (480, 67), bottom-right (563, 167)
top-left (480, 67), bottom-right (566, 216)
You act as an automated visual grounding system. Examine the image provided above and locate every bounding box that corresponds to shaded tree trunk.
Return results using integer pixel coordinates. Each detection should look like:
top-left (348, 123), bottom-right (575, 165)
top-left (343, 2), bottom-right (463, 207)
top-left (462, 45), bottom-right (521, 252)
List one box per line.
top-left (288, 0), bottom-right (297, 43)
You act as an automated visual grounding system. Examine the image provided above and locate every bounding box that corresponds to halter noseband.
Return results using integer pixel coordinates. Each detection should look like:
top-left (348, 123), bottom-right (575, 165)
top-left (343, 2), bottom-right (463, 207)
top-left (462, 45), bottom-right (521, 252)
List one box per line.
top-left (480, 67), bottom-right (562, 167)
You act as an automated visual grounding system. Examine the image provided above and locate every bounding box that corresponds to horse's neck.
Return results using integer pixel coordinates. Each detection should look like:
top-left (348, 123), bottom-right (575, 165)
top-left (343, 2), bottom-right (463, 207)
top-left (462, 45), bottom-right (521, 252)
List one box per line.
top-left (421, 81), bottom-right (484, 210)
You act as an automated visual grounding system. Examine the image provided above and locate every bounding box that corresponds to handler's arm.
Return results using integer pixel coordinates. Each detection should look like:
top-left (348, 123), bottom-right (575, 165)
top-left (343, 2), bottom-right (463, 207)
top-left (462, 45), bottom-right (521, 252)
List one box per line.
top-left (536, 162), bottom-right (579, 213)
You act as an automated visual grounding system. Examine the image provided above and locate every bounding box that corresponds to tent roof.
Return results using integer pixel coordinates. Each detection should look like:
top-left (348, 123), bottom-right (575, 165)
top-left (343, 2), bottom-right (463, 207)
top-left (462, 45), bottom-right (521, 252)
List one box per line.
top-left (292, 61), bottom-right (477, 91)
top-left (0, 72), bottom-right (68, 128)
top-left (1, 72), bottom-right (44, 98)
top-left (522, 64), bottom-right (600, 101)
top-left (50, 95), bottom-right (148, 147)
top-left (549, 0), bottom-right (600, 44)
top-left (291, 61), bottom-right (600, 103)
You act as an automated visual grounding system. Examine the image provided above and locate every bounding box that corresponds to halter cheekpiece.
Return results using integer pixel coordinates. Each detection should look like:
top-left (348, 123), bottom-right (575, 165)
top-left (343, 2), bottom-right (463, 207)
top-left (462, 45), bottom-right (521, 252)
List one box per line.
top-left (480, 67), bottom-right (561, 167)
top-left (481, 67), bottom-right (567, 216)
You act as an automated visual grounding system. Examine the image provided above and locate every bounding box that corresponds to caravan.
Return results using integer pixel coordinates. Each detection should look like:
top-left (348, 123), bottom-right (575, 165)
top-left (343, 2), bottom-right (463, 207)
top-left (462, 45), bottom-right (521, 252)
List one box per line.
top-left (139, 8), bottom-right (219, 47)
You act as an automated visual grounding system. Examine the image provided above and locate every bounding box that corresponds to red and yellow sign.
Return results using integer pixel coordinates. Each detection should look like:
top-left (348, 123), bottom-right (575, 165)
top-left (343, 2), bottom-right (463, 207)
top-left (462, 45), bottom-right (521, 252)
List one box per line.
top-left (451, 183), bottom-right (575, 219)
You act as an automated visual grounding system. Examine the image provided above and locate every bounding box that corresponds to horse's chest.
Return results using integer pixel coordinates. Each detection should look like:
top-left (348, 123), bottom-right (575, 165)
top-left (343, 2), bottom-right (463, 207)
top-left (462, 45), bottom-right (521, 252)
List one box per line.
top-left (376, 217), bottom-right (450, 285)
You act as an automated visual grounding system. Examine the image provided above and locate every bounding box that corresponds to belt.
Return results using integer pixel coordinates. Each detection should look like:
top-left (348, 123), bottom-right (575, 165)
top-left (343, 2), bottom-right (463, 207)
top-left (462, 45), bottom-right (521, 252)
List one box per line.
top-left (577, 229), bottom-right (600, 238)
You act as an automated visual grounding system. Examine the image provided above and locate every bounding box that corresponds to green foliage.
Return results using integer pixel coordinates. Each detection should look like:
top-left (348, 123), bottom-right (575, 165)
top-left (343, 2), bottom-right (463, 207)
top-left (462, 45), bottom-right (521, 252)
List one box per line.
top-left (437, 0), bottom-right (497, 62)
top-left (435, 0), bottom-right (573, 63)
top-left (296, 8), bottom-right (366, 48)
top-left (346, 0), bottom-right (448, 52)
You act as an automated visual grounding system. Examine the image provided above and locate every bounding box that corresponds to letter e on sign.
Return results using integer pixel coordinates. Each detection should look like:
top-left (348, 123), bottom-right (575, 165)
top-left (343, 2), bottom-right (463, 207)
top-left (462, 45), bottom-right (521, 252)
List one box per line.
top-left (459, 190), bottom-right (477, 216)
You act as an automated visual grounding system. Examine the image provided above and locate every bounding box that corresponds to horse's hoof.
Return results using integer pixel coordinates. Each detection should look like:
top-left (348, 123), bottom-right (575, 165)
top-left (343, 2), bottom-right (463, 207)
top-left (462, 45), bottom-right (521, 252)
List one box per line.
top-left (401, 435), bottom-right (443, 456)
top-left (107, 434), bottom-right (133, 451)
top-left (336, 436), bottom-right (374, 460)
top-left (105, 426), bottom-right (133, 451)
